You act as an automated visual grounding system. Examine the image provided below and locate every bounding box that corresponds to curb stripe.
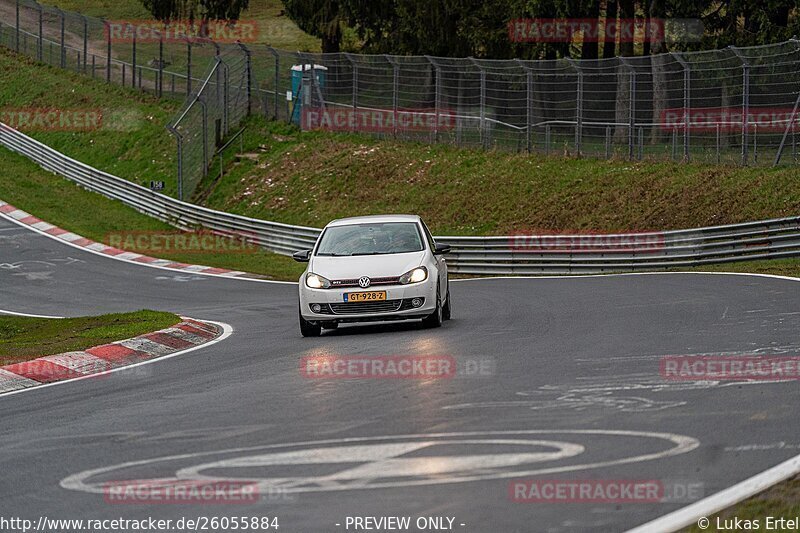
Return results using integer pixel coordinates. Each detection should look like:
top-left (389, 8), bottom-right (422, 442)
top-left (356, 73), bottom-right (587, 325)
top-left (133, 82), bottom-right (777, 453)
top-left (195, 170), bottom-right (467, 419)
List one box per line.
top-left (3, 360), bottom-right (83, 383)
top-left (0, 369), bottom-right (39, 392)
top-left (143, 332), bottom-right (195, 350)
top-left (39, 352), bottom-right (112, 375)
top-left (0, 199), bottom-right (287, 283)
top-left (0, 319), bottom-right (223, 396)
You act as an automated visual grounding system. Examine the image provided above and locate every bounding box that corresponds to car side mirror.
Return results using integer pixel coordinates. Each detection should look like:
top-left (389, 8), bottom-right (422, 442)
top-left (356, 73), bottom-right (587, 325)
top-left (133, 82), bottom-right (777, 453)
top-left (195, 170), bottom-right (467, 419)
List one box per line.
top-left (433, 242), bottom-right (451, 255)
top-left (292, 249), bottom-right (312, 262)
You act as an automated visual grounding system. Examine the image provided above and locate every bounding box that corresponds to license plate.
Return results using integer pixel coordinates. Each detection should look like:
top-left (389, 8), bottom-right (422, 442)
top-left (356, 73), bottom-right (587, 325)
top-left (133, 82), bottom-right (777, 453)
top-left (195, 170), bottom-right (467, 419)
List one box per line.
top-left (344, 291), bottom-right (386, 302)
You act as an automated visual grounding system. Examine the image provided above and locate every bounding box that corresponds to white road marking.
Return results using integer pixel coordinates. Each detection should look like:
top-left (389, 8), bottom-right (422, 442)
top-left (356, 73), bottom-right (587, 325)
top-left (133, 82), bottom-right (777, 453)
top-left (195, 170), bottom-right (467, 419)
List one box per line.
top-left (60, 430), bottom-right (699, 494)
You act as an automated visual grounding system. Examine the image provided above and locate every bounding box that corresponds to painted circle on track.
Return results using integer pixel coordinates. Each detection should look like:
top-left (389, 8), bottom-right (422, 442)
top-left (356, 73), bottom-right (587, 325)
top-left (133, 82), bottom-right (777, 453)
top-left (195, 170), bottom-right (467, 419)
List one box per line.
top-left (61, 430), bottom-right (699, 494)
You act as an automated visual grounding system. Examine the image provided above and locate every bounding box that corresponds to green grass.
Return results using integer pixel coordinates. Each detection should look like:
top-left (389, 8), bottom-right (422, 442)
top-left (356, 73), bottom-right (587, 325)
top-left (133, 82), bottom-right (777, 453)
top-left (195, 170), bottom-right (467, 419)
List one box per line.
top-left (684, 475), bottom-right (800, 532)
top-left (0, 310), bottom-right (179, 364)
top-left (0, 48), bottom-right (181, 196)
top-left (41, 0), bottom-right (322, 51)
top-left (199, 115), bottom-right (800, 236)
top-left (0, 146), bottom-right (305, 280)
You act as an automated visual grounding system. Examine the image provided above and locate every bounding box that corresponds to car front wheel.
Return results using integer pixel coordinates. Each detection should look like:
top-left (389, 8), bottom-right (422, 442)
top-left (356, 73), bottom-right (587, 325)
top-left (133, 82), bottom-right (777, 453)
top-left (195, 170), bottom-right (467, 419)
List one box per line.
top-left (299, 305), bottom-right (321, 337)
top-left (442, 281), bottom-right (452, 321)
top-left (422, 283), bottom-right (443, 328)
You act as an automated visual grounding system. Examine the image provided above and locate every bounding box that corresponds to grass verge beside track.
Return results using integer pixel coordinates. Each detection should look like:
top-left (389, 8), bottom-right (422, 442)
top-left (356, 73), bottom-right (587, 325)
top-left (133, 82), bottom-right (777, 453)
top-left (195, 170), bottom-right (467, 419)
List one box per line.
top-left (0, 48), bottom-right (180, 196)
top-left (197, 116), bottom-right (800, 236)
top-left (0, 310), bottom-right (179, 364)
top-left (684, 475), bottom-right (800, 532)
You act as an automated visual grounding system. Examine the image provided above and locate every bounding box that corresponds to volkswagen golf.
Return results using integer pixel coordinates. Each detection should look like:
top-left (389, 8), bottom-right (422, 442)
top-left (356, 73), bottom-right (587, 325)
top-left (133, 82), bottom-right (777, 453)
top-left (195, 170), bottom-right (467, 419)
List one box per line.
top-left (293, 215), bottom-right (452, 336)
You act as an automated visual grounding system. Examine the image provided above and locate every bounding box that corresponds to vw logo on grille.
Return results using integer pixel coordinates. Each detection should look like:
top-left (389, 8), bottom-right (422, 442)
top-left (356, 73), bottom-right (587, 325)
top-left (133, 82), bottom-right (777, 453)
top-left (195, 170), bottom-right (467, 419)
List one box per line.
top-left (358, 276), bottom-right (371, 288)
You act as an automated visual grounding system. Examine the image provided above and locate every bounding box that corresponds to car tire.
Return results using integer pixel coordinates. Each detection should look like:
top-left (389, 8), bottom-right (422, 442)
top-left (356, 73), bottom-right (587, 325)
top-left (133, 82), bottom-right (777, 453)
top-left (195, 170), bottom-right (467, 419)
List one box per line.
top-left (442, 281), bottom-right (452, 321)
top-left (422, 283), bottom-right (443, 328)
top-left (299, 305), bottom-right (321, 337)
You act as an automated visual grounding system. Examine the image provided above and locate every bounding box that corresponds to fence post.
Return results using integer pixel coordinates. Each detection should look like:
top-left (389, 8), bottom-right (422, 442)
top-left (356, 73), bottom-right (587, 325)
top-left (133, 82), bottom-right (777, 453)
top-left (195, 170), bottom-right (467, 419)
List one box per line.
top-left (619, 57), bottom-right (636, 160)
top-left (106, 19), bottom-right (111, 83)
top-left (166, 125), bottom-right (183, 200)
top-left (671, 52), bottom-right (691, 161)
top-left (515, 59), bottom-right (534, 153)
top-left (222, 62), bottom-right (230, 135)
top-left (385, 55), bottom-right (400, 137)
top-left (81, 14), bottom-right (88, 73)
top-left (469, 58), bottom-right (487, 148)
top-left (344, 53), bottom-right (358, 129)
top-left (638, 126), bottom-right (643, 160)
top-left (158, 33), bottom-right (164, 97)
top-left (58, 8), bottom-right (65, 68)
top-left (545, 124), bottom-right (551, 155)
top-left (729, 46), bottom-right (749, 166)
top-left (238, 43), bottom-right (253, 115)
top-left (567, 58), bottom-right (582, 157)
top-left (186, 40), bottom-right (192, 96)
top-left (753, 123), bottom-right (758, 163)
top-left (15, 0), bottom-right (19, 53)
top-left (425, 56), bottom-right (441, 142)
top-left (266, 47), bottom-right (279, 120)
top-left (131, 24), bottom-right (136, 88)
top-left (35, 2), bottom-right (44, 62)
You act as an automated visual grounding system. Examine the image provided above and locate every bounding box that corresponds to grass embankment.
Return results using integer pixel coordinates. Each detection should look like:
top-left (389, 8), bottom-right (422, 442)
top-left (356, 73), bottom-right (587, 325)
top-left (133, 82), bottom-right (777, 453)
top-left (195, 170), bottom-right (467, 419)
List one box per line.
top-left (41, 0), bottom-right (321, 51)
top-left (0, 48), bottom-right (179, 195)
top-left (199, 116), bottom-right (800, 236)
top-left (0, 310), bottom-right (180, 365)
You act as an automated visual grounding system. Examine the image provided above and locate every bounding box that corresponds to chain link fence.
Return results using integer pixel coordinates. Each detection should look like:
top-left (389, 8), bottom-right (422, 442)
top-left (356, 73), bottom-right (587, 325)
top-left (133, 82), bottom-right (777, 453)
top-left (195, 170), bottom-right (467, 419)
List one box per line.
top-left (2, 0), bottom-right (800, 204)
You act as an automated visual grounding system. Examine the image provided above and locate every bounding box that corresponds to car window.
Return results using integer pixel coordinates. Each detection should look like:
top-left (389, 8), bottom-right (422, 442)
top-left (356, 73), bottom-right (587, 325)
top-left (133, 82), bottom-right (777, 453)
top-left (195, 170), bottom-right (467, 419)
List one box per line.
top-left (421, 221), bottom-right (436, 250)
top-left (316, 222), bottom-right (425, 256)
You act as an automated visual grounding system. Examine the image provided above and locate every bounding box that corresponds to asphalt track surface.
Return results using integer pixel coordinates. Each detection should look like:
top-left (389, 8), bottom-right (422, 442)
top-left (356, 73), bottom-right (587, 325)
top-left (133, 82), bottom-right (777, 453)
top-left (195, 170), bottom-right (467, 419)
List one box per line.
top-left (2, 214), bottom-right (800, 533)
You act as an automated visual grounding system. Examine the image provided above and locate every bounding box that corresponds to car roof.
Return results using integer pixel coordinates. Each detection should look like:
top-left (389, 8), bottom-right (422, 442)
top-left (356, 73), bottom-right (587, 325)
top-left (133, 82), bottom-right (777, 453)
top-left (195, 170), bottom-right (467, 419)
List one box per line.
top-left (326, 214), bottom-right (422, 227)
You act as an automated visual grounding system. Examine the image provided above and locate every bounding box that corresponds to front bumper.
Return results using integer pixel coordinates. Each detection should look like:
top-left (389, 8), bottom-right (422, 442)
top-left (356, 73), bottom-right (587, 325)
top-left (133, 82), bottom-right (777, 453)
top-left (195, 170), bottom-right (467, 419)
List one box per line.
top-left (299, 280), bottom-right (437, 323)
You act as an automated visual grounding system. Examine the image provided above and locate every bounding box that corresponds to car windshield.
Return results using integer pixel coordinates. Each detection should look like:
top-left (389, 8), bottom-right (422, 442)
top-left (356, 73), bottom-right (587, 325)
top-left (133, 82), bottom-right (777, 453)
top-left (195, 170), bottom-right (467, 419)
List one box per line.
top-left (316, 222), bottom-right (424, 256)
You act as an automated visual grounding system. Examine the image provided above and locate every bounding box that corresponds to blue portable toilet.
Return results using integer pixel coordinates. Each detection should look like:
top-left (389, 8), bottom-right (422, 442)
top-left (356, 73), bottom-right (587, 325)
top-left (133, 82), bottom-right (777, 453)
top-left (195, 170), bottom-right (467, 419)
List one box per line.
top-left (290, 64), bottom-right (328, 126)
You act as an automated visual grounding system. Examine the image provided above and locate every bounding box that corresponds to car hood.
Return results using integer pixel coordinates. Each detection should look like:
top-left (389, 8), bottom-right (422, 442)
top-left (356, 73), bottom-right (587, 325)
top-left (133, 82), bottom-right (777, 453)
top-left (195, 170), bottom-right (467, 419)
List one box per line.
top-left (310, 251), bottom-right (426, 280)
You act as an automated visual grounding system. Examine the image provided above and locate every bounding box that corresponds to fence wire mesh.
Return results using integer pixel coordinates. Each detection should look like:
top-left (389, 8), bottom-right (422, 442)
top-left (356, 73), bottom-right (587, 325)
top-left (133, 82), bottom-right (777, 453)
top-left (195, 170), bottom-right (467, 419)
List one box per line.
top-left (2, 0), bottom-right (800, 204)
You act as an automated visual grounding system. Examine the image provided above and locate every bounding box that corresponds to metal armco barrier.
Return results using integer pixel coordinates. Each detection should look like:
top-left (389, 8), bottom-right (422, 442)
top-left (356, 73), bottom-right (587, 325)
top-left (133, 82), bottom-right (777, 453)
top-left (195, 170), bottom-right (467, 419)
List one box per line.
top-left (3, 122), bottom-right (800, 275)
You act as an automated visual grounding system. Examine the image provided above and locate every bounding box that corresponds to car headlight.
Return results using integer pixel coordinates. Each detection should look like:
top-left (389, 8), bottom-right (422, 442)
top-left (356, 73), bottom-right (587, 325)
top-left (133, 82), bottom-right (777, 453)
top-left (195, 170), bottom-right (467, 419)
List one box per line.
top-left (399, 266), bottom-right (428, 284)
top-left (305, 272), bottom-right (331, 289)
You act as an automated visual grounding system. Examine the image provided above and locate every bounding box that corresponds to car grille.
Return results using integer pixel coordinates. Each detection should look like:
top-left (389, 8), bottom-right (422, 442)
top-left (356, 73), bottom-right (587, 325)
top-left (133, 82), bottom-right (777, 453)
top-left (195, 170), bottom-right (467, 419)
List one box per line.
top-left (311, 298), bottom-right (424, 315)
top-left (330, 299), bottom-right (403, 314)
top-left (330, 276), bottom-right (401, 288)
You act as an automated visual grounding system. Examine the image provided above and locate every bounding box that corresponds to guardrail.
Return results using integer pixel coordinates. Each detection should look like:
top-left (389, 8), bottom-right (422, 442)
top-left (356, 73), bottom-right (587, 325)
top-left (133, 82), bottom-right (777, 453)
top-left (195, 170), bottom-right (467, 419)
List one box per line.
top-left (3, 122), bottom-right (800, 275)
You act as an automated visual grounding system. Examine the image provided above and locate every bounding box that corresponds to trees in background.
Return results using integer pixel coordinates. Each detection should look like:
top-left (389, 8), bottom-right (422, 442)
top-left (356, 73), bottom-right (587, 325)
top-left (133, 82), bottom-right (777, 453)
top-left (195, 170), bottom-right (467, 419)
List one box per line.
top-left (139, 0), bottom-right (250, 24)
top-left (280, 0), bottom-right (800, 59)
